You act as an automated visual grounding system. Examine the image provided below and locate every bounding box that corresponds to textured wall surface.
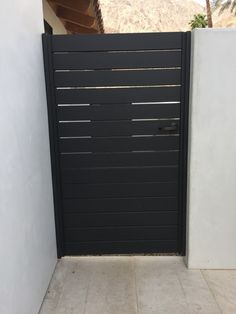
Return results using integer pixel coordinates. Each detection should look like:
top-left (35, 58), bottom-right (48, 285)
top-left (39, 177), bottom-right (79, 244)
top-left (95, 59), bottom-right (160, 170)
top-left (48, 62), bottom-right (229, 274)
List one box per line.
top-left (0, 1), bottom-right (57, 313)
top-left (186, 29), bottom-right (236, 269)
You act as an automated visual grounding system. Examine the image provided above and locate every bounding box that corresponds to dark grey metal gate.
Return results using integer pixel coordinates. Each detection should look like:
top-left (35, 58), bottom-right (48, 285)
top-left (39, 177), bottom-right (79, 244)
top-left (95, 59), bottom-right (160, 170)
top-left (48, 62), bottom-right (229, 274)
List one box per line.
top-left (43, 32), bottom-right (190, 257)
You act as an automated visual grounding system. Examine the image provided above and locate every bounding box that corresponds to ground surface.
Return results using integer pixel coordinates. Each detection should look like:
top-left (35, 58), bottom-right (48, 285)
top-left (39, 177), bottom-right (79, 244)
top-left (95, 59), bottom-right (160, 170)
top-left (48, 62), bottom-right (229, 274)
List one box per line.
top-left (40, 256), bottom-right (236, 314)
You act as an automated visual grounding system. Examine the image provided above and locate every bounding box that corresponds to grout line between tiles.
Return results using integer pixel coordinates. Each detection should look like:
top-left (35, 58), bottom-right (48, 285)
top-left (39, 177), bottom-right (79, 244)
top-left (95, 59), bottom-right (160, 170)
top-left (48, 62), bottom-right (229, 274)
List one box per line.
top-left (42, 259), bottom-right (71, 314)
top-left (82, 265), bottom-right (93, 314)
top-left (200, 270), bottom-right (223, 314)
top-left (38, 260), bottom-right (59, 313)
top-left (132, 257), bottom-right (140, 314)
top-left (176, 270), bottom-right (190, 311)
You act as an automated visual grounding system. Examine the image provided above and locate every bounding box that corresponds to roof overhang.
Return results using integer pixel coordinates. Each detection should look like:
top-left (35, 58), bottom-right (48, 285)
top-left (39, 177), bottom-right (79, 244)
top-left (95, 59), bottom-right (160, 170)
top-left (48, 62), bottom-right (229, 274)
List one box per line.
top-left (48, 0), bottom-right (104, 34)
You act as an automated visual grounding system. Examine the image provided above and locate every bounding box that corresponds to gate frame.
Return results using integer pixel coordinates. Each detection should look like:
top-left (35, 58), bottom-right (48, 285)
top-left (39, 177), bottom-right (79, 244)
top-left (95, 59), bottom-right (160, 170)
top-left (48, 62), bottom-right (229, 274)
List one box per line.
top-left (43, 35), bottom-right (64, 257)
top-left (179, 32), bottom-right (191, 255)
top-left (42, 32), bottom-right (191, 258)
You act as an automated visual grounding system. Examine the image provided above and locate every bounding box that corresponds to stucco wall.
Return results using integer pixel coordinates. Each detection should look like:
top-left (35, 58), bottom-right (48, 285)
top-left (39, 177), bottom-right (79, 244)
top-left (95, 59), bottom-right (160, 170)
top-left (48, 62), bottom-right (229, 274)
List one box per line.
top-left (186, 29), bottom-right (236, 269)
top-left (0, 1), bottom-right (57, 314)
top-left (43, 0), bottom-right (67, 34)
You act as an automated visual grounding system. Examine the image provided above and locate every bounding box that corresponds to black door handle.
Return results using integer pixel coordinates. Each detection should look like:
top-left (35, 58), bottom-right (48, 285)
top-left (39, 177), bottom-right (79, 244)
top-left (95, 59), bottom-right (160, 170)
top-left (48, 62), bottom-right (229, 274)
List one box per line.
top-left (159, 123), bottom-right (178, 132)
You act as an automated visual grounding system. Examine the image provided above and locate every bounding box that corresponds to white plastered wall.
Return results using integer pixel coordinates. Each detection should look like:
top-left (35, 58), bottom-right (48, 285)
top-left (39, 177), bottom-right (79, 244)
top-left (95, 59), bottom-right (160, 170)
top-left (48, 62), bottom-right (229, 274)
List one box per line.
top-left (0, 1), bottom-right (57, 313)
top-left (186, 29), bottom-right (236, 269)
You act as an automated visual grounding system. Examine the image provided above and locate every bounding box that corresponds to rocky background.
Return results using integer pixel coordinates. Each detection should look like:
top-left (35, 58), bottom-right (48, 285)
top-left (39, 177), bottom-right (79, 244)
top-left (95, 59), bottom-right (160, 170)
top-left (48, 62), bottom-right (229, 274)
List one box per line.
top-left (99, 0), bottom-right (236, 33)
top-left (213, 5), bottom-right (236, 28)
top-left (99, 0), bottom-right (203, 33)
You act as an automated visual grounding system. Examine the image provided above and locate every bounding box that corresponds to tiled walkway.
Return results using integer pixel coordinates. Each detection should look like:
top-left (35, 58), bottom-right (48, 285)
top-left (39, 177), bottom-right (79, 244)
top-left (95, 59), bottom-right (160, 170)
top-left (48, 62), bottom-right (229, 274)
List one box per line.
top-left (40, 256), bottom-right (236, 314)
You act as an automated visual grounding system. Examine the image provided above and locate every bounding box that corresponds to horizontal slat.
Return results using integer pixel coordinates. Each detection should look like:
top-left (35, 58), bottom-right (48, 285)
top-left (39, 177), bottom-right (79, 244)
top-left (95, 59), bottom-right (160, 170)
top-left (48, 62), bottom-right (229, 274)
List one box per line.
top-left (63, 197), bottom-right (178, 213)
top-left (64, 212), bottom-right (178, 227)
top-left (58, 103), bottom-right (180, 121)
top-left (60, 152), bottom-right (179, 168)
top-left (62, 182), bottom-right (178, 198)
top-left (64, 240), bottom-right (178, 255)
top-left (54, 69), bottom-right (181, 87)
top-left (61, 166), bottom-right (178, 184)
top-left (64, 226), bottom-right (178, 242)
top-left (53, 51), bottom-right (182, 70)
top-left (59, 120), bottom-right (180, 137)
top-left (56, 87), bottom-right (181, 104)
top-left (52, 33), bottom-right (183, 52)
top-left (59, 136), bottom-right (179, 153)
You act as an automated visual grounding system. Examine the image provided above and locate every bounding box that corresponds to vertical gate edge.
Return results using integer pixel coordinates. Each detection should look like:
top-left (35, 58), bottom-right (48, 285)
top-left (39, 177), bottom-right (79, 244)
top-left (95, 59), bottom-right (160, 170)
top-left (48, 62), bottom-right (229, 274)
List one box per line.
top-left (179, 31), bottom-right (191, 255)
top-left (42, 34), bottom-right (64, 258)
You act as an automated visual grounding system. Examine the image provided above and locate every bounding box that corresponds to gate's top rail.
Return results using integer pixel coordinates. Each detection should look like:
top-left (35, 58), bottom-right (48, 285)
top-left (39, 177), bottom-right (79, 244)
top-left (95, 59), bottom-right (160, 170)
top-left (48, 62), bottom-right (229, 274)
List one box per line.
top-left (51, 32), bottom-right (183, 52)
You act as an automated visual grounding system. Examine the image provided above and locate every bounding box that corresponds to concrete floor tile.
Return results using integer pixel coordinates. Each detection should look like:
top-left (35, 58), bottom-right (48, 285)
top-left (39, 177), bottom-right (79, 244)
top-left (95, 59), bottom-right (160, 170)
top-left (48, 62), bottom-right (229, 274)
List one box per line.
top-left (40, 257), bottom-right (235, 314)
top-left (202, 270), bottom-right (236, 314)
top-left (39, 258), bottom-right (76, 314)
top-left (177, 269), bottom-right (221, 313)
top-left (83, 257), bottom-right (138, 314)
top-left (134, 256), bottom-right (221, 314)
top-left (134, 257), bottom-right (189, 314)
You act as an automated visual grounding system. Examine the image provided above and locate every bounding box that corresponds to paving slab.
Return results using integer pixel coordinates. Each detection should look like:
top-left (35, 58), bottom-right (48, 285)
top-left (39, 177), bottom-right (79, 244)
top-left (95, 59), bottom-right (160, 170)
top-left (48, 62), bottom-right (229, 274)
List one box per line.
top-left (202, 270), bottom-right (236, 314)
top-left (39, 256), bottom-right (235, 314)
